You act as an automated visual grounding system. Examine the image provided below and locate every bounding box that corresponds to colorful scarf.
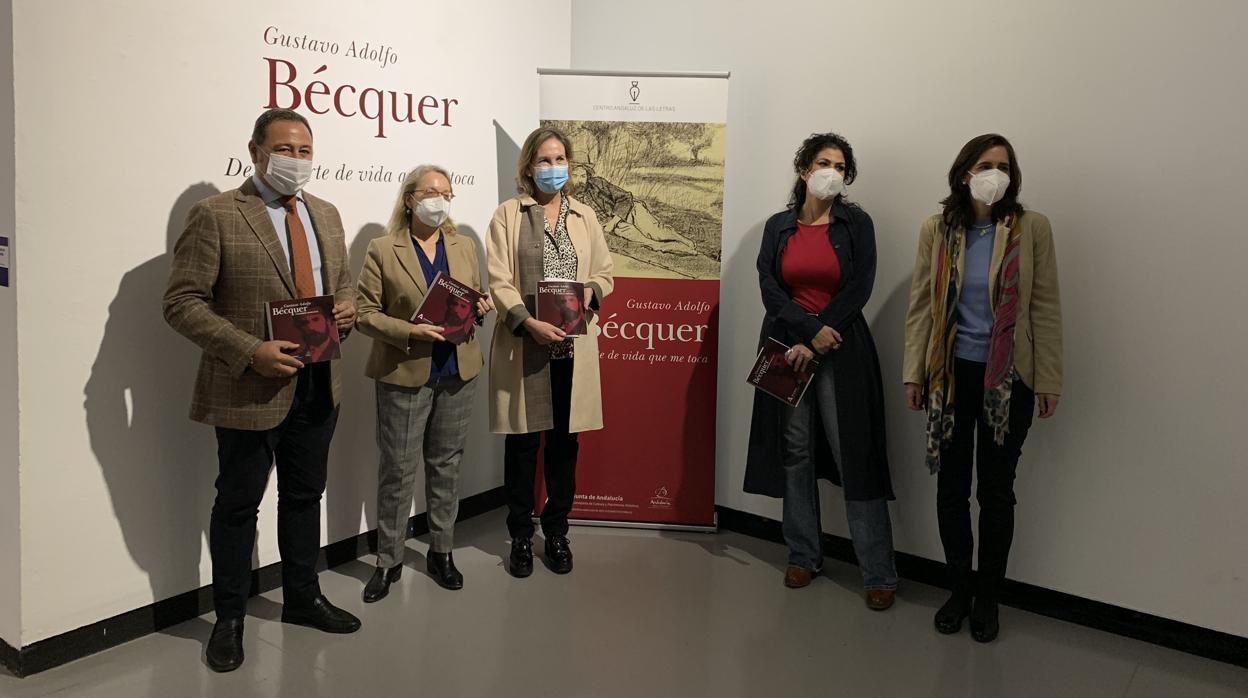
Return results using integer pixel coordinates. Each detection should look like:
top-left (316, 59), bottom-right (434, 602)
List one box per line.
top-left (923, 216), bottom-right (1022, 473)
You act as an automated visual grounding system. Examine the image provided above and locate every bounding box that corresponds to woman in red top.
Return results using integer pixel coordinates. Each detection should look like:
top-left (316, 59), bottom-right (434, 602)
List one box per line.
top-left (744, 132), bottom-right (898, 609)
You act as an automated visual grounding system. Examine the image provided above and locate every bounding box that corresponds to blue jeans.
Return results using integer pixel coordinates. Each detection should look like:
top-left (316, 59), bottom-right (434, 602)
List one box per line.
top-left (782, 360), bottom-right (898, 589)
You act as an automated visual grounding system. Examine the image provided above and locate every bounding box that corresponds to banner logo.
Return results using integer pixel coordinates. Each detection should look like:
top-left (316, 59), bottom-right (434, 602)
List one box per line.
top-left (629, 81), bottom-right (640, 104)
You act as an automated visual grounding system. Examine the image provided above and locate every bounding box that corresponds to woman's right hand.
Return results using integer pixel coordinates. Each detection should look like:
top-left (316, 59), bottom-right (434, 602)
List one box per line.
top-left (785, 344), bottom-right (817, 374)
top-left (410, 323), bottom-right (447, 343)
top-left (524, 318), bottom-right (568, 346)
top-left (904, 383), bottom-right (924, 411)
top-left (811, 325), bottom-right (843, 354)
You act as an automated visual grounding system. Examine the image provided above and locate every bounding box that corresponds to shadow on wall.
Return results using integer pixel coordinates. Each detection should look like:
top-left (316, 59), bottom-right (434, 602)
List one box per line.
top-left (868, 277), bottom-right (928, 541)
top-left (324, 223), bottom-right (387, 546)
top-left (84, 183), bottom-right (221, 605)
top-left (715, 217), bottom-right (768, 508)
top-left (494, 120), bottom-right (520, 205)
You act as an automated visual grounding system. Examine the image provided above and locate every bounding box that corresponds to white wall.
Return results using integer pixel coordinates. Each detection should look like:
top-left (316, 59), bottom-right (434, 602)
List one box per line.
top-left (0, 0), bottom-right (20, 651)
top-left (573, 0), bottom-right (1248, 636)
top-left (12, 0), bottom-right (568, 644)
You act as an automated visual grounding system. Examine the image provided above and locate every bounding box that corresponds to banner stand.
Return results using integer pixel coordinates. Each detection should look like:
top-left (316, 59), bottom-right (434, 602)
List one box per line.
top-left (533, 516), bottom-right (719, 534)
top-left (536, 68), bottom-right (729, 531)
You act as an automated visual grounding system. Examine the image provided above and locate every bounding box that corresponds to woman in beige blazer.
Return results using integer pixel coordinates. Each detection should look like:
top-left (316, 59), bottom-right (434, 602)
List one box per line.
top-left (355, 164), bottom-right (493, 599)
top-left (903, 134), bottom-right (1063, 643)
top-left (487, 127), bottom-right (614, 578)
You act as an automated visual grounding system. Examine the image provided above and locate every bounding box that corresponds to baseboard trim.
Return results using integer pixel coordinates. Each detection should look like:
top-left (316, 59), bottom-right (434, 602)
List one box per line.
top-left (1, 486), bottom-right (506, 678)
top-left (714, 505), bottom-right (1248, 669)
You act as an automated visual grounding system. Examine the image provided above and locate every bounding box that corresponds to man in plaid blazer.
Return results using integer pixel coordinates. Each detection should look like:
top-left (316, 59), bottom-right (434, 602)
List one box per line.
top-left (163, 108), bottom-right (359, 673)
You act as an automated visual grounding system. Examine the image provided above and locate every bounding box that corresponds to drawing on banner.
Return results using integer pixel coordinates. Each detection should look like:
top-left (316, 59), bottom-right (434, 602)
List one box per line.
top-left (542, 119), bottom-right (725, 279)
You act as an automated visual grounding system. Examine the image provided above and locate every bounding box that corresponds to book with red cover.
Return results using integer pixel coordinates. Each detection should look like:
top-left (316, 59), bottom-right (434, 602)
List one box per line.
top-left (411, 271), bottom-right (483, 345)
top-left (537, 279), bottom-right (587, 337)
top-left (265, 295), bottom-right (342, 364)
top-left (746, 337), bottom-right (819, 406)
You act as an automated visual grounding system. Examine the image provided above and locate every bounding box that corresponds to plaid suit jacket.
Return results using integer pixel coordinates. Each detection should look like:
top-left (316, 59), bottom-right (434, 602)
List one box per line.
top-left (163, 178), bottom-right (353, 430)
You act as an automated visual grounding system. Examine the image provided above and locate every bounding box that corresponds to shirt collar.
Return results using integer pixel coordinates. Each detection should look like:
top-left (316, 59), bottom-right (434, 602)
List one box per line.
top-left (251, 173), bottom-right (302, 206)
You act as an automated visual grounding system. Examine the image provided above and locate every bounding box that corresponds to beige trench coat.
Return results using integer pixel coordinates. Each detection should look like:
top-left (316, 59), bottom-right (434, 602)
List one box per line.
top-left (487, 195), bottom-right (614, 434)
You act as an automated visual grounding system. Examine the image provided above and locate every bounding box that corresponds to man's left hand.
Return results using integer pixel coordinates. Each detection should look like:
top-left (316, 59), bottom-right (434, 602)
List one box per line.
top-left (333, 301), bottom-right (355, 338)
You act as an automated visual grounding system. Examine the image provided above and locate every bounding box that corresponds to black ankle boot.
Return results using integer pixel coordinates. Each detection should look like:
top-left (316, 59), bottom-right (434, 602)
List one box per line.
top-left (934, 592), bottom-right (973, 634)
top-left (427, 551), bottom-right (464, 590)
top-left (970, 596), bottom-right (1000, 642)
top-left (362, 564), bottom-right (402, 603)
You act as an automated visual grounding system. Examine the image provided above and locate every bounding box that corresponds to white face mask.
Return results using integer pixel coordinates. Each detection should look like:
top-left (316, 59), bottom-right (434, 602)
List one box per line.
top-left (806, 167), bottom-right (845, 200)
top-left (413, 195), bottom-right (450, 228)
top-left (263, 151), bottom-right (314, 196)
top-left (968, 169), bottom-right (1010, 206)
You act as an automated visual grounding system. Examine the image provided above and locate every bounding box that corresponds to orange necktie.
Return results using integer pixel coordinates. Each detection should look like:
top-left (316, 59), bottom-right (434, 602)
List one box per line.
top-left (282, 196), bottom-right (317, 298)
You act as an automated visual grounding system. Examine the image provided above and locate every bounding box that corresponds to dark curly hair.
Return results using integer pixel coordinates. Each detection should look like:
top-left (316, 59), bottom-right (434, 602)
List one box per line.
top-left (789, 132), bottom-right (857, 208)
top-left (940, 133), bottom-right (1024, 230)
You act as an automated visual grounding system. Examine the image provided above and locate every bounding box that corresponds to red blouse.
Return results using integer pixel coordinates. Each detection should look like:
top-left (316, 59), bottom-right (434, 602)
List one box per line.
top-left (781, 222), bottom-right (842, 313)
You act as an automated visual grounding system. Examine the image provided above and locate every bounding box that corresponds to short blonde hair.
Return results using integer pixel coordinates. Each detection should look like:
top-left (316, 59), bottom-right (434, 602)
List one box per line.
top-left (516, 126), bottom-right (573, 197)
top-left (385, 164), bottom-right (456, 238)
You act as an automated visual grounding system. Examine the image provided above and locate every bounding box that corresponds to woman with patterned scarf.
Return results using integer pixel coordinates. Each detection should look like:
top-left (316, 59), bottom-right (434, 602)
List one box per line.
top-left (903, 134), bottom-right (1063, 643)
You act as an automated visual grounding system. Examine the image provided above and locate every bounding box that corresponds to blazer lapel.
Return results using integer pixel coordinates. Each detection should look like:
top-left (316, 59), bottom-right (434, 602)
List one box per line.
top-left (236, 181), bottom-right (295, 296)
top-left (393, 231), bottom-right (430, 295)
top-left (444, 233), bottom-right (471, 285)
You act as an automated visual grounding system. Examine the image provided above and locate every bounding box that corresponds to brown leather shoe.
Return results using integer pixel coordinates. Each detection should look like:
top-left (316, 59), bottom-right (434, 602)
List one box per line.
top-left (866, 589), bottom-right (896, 611)
top-left (784, 565), bottom-right (814, 588)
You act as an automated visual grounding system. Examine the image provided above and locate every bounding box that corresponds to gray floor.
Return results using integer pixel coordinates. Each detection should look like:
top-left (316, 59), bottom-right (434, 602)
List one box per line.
top-left (2, 509), bottom-right (1246, 698)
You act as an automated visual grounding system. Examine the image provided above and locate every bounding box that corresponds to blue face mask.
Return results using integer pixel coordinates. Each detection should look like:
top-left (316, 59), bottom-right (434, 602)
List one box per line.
top-left (534, 165), bottom-right (569, 194)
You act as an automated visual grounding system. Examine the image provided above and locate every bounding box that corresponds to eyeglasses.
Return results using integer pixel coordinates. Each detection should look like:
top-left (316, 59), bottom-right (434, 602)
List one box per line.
top-left (410, 188), bottom-right (455, 202)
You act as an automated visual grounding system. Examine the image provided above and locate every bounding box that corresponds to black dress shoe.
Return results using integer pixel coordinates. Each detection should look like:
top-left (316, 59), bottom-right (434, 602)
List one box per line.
top-left (544, 534), bottom-right (573, 574)
top-left (281, 595), bottom-right (362, 634)
top-left (206, 617), bottom-right (244, 673)
top-left (509, 537), bottom-right (533, 578)
top-left (362, 564), bottom-right (402, 603)
top-left (934, 592), bottom-right (973, 634)
top-left (970, 596), bottom-right (1000, 643)
top-left (427, 551), bottom-right (464, 590)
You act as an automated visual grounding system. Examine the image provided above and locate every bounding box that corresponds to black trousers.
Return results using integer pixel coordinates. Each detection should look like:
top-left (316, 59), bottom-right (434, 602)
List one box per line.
top-left (504, 358), bottom-right (578, 539)
top-left (210, 364), bottom-right (338, 619)
top-left (936, 358), bottom-right (1034, 600)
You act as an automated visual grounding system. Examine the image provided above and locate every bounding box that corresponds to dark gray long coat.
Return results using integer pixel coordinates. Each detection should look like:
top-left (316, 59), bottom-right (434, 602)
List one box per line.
top-left (743, 204), bottom-right (894, 502)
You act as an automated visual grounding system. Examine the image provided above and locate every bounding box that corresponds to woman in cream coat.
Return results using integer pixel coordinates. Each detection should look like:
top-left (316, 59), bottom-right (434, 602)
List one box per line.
top-left (487, 126), bottom-right (614, 578)
top-left (355, 164), bottom-right (492, 599)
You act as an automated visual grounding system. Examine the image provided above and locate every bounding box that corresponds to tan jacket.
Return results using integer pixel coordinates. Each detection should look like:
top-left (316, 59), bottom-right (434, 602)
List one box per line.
top-left (163, 179), bottom-right (353, 430)
top-left (354, 227), bottom-right (485, 386)
top-left (487, 195), bottom-right (615, 434)
top-left (903, 210), bottom-right (1063, 395)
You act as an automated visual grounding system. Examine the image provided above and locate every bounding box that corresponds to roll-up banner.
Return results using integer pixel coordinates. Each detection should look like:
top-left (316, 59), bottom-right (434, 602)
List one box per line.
top-left (537, 69), bottom-right (729, 530)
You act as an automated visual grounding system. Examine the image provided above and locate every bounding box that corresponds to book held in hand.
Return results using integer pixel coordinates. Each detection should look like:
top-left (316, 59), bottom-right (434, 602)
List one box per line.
top-left (265, 295), bottom-right (342, 364)
top-left (537, 278), bottom-right (587, 337)
top-left (746, 337), bottom-right (820, 406)
top-left (411, 271), bottom-right (484, 345)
